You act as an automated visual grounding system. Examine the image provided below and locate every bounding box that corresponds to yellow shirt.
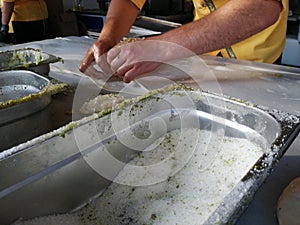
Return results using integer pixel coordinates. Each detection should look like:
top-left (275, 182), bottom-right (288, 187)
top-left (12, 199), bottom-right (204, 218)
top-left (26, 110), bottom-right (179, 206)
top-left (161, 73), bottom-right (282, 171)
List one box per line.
top-left (2, 0), bottom-right (48, 22)
top-left (131, 0), bottom-right (288, 63)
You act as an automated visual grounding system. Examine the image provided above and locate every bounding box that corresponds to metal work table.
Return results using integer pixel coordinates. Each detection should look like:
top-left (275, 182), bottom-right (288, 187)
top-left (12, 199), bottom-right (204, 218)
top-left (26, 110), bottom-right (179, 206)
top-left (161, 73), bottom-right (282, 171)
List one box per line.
top-left (1, 36), bottom-right (299, 225)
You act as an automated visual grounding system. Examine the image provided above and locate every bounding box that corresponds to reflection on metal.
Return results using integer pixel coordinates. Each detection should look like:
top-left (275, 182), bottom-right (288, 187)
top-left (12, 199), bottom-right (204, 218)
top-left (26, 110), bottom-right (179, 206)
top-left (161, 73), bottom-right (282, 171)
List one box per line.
top-left (0, 70), bottom-right (51, 125)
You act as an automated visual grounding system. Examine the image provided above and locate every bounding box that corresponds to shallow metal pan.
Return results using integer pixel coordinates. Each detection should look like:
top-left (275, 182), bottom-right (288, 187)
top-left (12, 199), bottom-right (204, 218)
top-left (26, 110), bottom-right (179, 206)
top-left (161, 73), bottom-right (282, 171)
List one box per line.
top-left (0, 70), bottom-right (51, 125)
top-left (0, 86), bottom-right (299, 225)
top-left (0, 48), bottom-right (62, 74)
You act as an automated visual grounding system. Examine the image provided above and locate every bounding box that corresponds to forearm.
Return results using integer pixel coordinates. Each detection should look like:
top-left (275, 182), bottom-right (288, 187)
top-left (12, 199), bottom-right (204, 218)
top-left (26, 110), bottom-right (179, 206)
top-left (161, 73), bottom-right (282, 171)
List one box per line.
top-left (149, 0), bottom-right (282, 57)
top-left (79, 0), bottom-right (142, 72)
top-left (99, 0), bottom-right (140, 46)
top-left (1, 1), bottom-right (15, 25)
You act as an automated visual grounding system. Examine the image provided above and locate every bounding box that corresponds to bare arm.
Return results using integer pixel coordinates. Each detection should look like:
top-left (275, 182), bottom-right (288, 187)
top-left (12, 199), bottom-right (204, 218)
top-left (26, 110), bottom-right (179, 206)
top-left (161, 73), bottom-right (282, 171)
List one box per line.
top-left (106, 0), bottom-right (282, 82)
top-left (82, 0), bottom-right (282, 82)
top-left (100, 0), bottom-right (140, 46)
top-left (149, 0), bottom-right (282, 56)
top-left (79, 0), bottom-right (140, 72)
top-left (1, 1), bottom-right (15, 25)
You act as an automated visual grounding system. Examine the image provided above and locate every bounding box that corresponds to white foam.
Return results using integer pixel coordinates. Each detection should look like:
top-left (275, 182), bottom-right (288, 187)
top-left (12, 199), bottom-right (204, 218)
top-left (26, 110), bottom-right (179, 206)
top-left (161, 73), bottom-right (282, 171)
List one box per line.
top-left (12, 128), bottom-right (263, 225)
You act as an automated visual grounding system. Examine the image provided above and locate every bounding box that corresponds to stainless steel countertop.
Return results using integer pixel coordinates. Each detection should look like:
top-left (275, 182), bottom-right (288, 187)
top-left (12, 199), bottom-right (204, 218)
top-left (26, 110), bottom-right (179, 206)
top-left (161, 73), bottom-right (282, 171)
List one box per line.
top-left (1, 36), bottom-right (299, 225)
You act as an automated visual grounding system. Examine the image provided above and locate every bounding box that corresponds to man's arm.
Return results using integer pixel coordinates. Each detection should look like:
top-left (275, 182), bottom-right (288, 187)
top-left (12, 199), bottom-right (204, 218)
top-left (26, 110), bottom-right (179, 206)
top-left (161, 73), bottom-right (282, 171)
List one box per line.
top-left (100, 0), bottom-right (141, 46)
top-left (107, 0), bottom-right (283, 82)
top-left (149, 0), bottom-right (282, 56)
top-left (1, 1), bottom-right (14, 26)
top-left (79, 0), bottom-right (141, 72)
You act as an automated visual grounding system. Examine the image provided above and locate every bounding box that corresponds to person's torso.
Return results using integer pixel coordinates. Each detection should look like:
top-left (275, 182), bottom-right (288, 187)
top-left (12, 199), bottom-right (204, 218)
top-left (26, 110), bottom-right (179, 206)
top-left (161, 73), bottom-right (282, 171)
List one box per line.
top-left (192, 0), bottom-right (288, 63)
top-left (131, 0), bottom-right (288, 63)
top-left (4, 0), bottom-right (48, 22)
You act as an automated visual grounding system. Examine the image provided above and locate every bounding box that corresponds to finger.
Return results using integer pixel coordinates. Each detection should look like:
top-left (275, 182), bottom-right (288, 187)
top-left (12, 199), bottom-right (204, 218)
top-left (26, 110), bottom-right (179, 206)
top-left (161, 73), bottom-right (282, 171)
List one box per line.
top-left (92, 44), bottom-right (114, 75)
top-left (98, 54), bottom-right (114, 75)
top-left (123, 62), bottom-right (161, 83)
top-left (122, 65), bottom-right (142, 83)
top-left (107, 47), bottom-right (121, 64)
top-left (116, 63), bottom-right (134, 78)
top-left (84, 62), bottom-right (107, 79)
top-left (110, 53), bottom-right (127, 72)
top-left (92, 45), bottom-right (102, 65)
top-left (79, 47), bottom-right (95, 73)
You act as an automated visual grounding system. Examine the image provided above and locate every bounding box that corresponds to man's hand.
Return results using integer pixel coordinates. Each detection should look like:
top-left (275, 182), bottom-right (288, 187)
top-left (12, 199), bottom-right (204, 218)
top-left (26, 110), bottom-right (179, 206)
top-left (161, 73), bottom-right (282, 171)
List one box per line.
top-left (79, 0), bottom-right (141, 77)
top-left (106, 39), bottom-right (189, 83)
top-left (79, 37), bottom-right (115, 76)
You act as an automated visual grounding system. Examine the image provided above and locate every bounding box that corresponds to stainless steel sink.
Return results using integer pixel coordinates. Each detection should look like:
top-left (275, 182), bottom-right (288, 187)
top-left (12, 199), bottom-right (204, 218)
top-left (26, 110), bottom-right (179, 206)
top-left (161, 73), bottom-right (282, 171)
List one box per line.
top-left (0, 86), bottom-right (299, 225)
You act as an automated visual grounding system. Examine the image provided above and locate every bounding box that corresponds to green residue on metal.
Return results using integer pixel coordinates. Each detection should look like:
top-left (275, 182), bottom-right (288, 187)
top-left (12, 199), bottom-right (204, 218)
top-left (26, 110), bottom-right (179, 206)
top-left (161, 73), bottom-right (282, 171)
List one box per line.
top-left (0, 82), bottom-right (69, 109)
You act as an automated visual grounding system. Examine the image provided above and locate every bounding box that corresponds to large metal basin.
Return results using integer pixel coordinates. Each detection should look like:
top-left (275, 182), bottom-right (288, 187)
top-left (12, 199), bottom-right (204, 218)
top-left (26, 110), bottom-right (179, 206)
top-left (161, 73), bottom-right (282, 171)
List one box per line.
top-left (0, 86), bottom-right (299, 225)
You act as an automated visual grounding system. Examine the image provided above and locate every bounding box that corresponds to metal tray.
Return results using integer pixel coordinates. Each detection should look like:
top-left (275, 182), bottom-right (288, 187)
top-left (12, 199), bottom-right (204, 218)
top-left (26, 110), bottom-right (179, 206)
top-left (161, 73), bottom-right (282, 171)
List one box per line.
top-left (0, 48), bottom-right (62, 74)
top-left (0, 86), bottom-right (299, 225)
top-left (0, 70), bottom-right (51, 125)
